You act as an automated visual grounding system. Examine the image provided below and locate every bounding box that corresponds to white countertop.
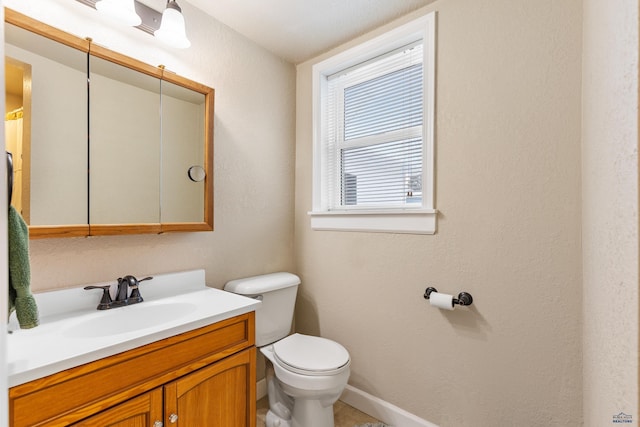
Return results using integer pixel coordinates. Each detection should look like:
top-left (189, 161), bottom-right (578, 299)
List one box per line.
top-left (7, 269), bottom-right (260, 387)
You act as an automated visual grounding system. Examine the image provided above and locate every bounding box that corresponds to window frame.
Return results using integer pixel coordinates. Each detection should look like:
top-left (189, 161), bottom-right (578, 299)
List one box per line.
top-left (309, 12), bottom-right (437, 234)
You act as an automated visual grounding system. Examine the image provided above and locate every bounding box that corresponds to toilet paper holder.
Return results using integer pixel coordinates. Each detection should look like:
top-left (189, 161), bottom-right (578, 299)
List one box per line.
top-left (424, 287), bottom-right (474, 306)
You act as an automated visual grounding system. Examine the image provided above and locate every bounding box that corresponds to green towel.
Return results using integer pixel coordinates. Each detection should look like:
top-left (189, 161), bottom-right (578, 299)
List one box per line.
top-left (8, 205), bottom-right (38, 329)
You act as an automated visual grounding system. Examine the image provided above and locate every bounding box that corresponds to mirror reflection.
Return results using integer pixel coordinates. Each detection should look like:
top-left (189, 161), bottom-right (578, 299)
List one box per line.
top-left (5, 22), bottom-right (88, 227)
top-left (89, 55), bottom-right (161, 224)
top-left (4, 10), bottom-right (214, 238)
top-left (160, 79), bottom-right (205, 223)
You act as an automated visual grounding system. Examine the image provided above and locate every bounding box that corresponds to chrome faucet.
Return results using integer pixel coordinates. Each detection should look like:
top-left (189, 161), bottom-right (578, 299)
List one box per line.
top-left (84, 275), bottom-right (153, 310)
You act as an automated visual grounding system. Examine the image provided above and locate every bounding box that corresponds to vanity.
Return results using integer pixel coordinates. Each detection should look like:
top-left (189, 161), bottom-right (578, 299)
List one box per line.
top-left (7, 270), bottom-right (260, 426)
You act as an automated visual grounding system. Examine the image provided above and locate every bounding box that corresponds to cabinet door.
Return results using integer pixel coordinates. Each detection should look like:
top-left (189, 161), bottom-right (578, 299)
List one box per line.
top-left (71, 388), bottom-right (163, 427)
top-left (164, 347), bottom-right (256, 427)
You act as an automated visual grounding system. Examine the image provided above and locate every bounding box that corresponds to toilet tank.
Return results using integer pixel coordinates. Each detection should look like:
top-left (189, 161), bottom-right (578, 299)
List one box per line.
top-left (224, 272), bottom-right (300, 346)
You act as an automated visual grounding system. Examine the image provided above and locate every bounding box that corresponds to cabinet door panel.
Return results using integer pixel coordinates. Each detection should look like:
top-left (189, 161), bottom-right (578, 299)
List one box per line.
top-left (72, 388), bottom-right (163, 427)
top-left (165, 347), bottom-right (256, 427)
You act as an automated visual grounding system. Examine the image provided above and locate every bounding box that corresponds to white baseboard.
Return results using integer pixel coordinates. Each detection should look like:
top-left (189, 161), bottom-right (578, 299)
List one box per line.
top-left (340, 384), bottom-right (438, 427)
top-left (256, 380), bottom-right (437, 427)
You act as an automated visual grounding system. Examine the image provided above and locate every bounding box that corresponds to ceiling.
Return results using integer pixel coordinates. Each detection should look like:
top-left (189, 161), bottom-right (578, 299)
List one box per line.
top-left (142, 0), bottom-right (435, 63)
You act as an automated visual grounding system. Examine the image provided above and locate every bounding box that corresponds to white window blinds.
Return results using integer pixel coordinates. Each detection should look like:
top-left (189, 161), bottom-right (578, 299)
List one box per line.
top-left (326, 42), bottom-right (424, 210)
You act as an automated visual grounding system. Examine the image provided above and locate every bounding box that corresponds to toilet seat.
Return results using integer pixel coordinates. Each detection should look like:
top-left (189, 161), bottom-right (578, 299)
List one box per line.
top-left (273, 333), bottom-right (350, 376)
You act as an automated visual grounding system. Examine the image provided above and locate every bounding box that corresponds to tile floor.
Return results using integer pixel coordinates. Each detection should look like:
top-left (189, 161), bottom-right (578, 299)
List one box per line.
top-left (257, 397), bottom-right (383, 426)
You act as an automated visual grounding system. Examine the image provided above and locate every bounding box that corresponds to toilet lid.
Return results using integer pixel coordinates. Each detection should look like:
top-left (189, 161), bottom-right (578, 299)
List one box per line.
top-left (274, 333), bottom-right (350, 376)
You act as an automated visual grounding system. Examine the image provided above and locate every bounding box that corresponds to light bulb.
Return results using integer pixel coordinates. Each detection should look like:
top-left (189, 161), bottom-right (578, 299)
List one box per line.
top-left (95, 0), bottom-right (142, 27)
top-left (154, 1), bottom-right (191, 49)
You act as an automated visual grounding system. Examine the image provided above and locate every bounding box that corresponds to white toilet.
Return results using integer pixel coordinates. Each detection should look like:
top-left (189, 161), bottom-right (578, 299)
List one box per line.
top-left (224, 272), bottom-right (351, 427)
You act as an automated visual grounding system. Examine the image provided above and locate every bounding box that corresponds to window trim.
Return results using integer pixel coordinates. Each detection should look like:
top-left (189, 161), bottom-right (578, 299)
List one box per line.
top-left (309, 12), bottom-right (437, 234)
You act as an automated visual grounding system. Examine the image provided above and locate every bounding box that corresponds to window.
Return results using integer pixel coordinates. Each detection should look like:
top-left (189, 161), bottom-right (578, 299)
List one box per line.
top-left (309, 13), bottom-right (436, 234)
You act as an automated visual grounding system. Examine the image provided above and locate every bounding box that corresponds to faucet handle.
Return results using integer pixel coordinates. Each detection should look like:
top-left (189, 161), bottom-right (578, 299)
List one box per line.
top-left (84, 285), bottom-right (113, 310)
top-left (126, 276), bottom-right (153, 304)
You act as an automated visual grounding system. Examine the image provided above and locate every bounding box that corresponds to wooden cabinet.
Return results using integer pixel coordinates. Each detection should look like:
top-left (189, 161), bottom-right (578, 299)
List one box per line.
top-left (165, 349), bottom-right (255, 426)
top-left (9, 312), bottom-right (256, 427)
top-left (71, 389), bottom-right (163, 427)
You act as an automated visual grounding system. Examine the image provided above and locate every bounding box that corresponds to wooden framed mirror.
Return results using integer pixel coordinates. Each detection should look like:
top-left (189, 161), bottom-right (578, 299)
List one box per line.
top-left (4, 8), bottom-right (214, 238)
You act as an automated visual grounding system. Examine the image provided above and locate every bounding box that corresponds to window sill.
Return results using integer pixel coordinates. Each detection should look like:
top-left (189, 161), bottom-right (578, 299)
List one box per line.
top-left (308, 209), bottom-right (437, 235)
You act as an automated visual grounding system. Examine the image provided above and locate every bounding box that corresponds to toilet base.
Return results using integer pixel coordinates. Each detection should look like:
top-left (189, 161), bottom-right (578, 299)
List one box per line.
top-left (291, 398), bottom-right (335, 427)
top-left (266, 410), bottom-right (292, 427)
top-left (265, 400), bottom-right (336, 427)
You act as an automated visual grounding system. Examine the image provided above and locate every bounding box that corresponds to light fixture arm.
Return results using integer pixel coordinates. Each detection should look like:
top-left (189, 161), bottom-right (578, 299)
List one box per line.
top-left (76, 0), bottom-right (190, 49)
top-left (76, 0), bottom-right (163, 35)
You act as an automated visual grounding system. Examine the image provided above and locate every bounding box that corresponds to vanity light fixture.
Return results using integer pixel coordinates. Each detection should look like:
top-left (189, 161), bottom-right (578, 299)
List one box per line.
top-left (76, 0), bottom-right (190, 49)
top-left (95, 0), bottom-right (142, 27)
top-left (154, 0), bottom-right (191, 49)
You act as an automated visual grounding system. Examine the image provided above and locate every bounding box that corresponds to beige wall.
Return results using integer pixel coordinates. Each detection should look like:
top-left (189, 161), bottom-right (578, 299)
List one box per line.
top-left (582, 0), bottom-right (639, 425)
top-left (295, 1), bottom-right (583, 425)
top-left (4, 0), bottom-right (296, 290)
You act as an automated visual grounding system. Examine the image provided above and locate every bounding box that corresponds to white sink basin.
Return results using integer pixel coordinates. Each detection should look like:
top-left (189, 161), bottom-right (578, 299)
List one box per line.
top-left (63, 302), bottom-right (196, 338)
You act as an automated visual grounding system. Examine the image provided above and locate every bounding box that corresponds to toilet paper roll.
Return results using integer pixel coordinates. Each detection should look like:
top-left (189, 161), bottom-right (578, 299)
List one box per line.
top-left (429, 292), bottom-right (455, 310)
